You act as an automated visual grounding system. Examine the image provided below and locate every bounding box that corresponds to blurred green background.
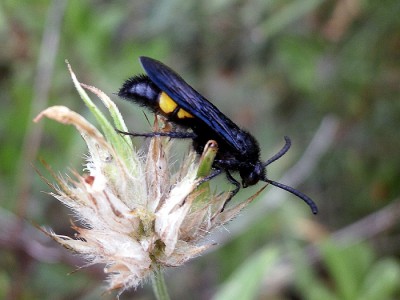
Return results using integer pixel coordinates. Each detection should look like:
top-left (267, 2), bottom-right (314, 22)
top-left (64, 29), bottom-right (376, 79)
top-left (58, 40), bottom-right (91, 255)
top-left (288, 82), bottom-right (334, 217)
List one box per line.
top-left (1, 0), bottom-right (400, 299)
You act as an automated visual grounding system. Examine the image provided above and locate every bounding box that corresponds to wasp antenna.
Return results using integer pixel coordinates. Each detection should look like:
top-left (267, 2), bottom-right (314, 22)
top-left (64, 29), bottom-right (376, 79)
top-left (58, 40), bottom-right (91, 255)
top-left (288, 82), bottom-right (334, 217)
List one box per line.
top-left (264, 178), bottom-right (318, 214)
top-left (263, 136), bottom-right (291, 167)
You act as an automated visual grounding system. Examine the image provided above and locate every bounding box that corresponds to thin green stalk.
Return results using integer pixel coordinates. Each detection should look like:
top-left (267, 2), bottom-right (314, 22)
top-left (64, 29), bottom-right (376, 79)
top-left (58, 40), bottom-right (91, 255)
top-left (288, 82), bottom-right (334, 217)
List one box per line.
top-left (151, 265), bottom-right (171, 300)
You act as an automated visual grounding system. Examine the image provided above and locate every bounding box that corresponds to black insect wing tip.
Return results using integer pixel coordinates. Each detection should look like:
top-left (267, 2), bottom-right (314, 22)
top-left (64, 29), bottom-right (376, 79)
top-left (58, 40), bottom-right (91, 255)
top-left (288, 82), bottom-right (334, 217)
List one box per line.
top-left (140, 56), bottom-right (161, 68)
top-left (140, 56), bottom-right (151, 64)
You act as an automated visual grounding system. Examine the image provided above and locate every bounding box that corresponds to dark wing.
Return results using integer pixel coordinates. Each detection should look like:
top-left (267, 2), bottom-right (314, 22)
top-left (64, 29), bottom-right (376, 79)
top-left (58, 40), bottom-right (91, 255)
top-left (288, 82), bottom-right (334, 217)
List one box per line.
top-left (140, 56), bottom-right (246, 153)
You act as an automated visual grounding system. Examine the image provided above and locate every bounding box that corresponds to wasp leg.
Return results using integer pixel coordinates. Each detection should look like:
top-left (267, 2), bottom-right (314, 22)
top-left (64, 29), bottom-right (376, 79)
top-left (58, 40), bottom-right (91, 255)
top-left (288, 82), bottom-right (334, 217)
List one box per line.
top-left (221, 171), bottom-right (241, 211)
top-left (197, 168), bottom-right (222, 186)
top-left (196, 168), bottom-right (240, 212)
top-left (116, 128), bottom-right (196, 139)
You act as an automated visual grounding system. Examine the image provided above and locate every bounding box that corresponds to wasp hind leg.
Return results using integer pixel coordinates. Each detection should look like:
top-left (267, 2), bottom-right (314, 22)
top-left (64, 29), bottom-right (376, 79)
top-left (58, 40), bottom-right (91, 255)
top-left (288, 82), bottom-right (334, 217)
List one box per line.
top-left (116, 128), bottom-right (196, 139)
top-left (196, 168), bottom-right (240, 212)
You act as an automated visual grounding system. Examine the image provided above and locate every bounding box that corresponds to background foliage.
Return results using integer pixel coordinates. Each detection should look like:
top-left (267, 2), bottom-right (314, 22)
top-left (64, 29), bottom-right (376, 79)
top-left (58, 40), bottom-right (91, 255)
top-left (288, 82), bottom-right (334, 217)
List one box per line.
top-left (1, 0), bottom-right (400, 299)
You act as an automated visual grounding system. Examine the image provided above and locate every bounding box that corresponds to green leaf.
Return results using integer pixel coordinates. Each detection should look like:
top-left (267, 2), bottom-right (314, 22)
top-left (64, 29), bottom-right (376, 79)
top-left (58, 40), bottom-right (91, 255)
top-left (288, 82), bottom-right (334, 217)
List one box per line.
top-left (67, 62), bottom-right (139, 174)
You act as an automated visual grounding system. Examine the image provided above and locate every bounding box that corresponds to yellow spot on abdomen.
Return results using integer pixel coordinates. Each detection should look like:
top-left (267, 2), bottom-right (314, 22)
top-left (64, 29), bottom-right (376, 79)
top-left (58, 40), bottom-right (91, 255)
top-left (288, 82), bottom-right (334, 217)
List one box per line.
top-left (159, 92), bottom-right (194, 119)
top-left (159, 92), bottom-right (177, 113)
top-left (177, 108), bottom-right (193, 118)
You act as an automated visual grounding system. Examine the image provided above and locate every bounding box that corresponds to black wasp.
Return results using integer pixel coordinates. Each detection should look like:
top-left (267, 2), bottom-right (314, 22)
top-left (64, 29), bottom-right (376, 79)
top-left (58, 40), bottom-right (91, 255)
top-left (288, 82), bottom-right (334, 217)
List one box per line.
top-left (118, 56), bottom-right (318, 214)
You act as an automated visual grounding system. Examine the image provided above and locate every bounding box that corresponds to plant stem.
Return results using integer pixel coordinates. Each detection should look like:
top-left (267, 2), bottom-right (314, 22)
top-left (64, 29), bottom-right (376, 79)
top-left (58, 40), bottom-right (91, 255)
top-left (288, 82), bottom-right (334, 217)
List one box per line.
top-left (151, 265), bottom-right (170, 300)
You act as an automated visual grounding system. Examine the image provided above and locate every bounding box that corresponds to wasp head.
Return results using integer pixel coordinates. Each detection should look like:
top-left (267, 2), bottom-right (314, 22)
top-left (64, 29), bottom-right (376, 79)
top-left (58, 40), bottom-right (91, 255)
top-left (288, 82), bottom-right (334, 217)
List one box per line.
top-left (240, 161), bottom-right (265, 188)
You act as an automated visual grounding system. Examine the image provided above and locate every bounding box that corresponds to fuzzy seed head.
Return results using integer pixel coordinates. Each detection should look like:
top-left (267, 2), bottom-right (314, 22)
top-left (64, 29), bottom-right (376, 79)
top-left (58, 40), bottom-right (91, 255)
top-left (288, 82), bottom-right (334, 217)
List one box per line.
top-left (34, 65), bottom-right (262, 294)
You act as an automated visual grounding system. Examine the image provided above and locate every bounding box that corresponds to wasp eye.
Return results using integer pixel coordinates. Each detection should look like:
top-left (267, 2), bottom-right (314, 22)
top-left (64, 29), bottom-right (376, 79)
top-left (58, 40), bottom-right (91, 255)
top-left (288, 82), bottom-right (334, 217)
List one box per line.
top-left (241, 163), bottom-right (264, 187)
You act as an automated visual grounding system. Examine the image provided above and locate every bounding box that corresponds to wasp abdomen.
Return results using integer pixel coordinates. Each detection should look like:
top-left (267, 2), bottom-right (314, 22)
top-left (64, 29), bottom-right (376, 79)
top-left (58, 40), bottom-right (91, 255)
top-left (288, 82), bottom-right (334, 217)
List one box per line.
top-left (119, 75), bottom-right (193, 120)
top-left (118, 75), bottom-right (160, 112)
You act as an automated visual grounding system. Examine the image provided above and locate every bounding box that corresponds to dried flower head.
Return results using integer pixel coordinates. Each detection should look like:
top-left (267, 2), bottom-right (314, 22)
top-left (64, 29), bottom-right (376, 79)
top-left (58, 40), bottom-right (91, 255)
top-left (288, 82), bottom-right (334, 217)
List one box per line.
top-left (34, 64), bottom-right (263, 294)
